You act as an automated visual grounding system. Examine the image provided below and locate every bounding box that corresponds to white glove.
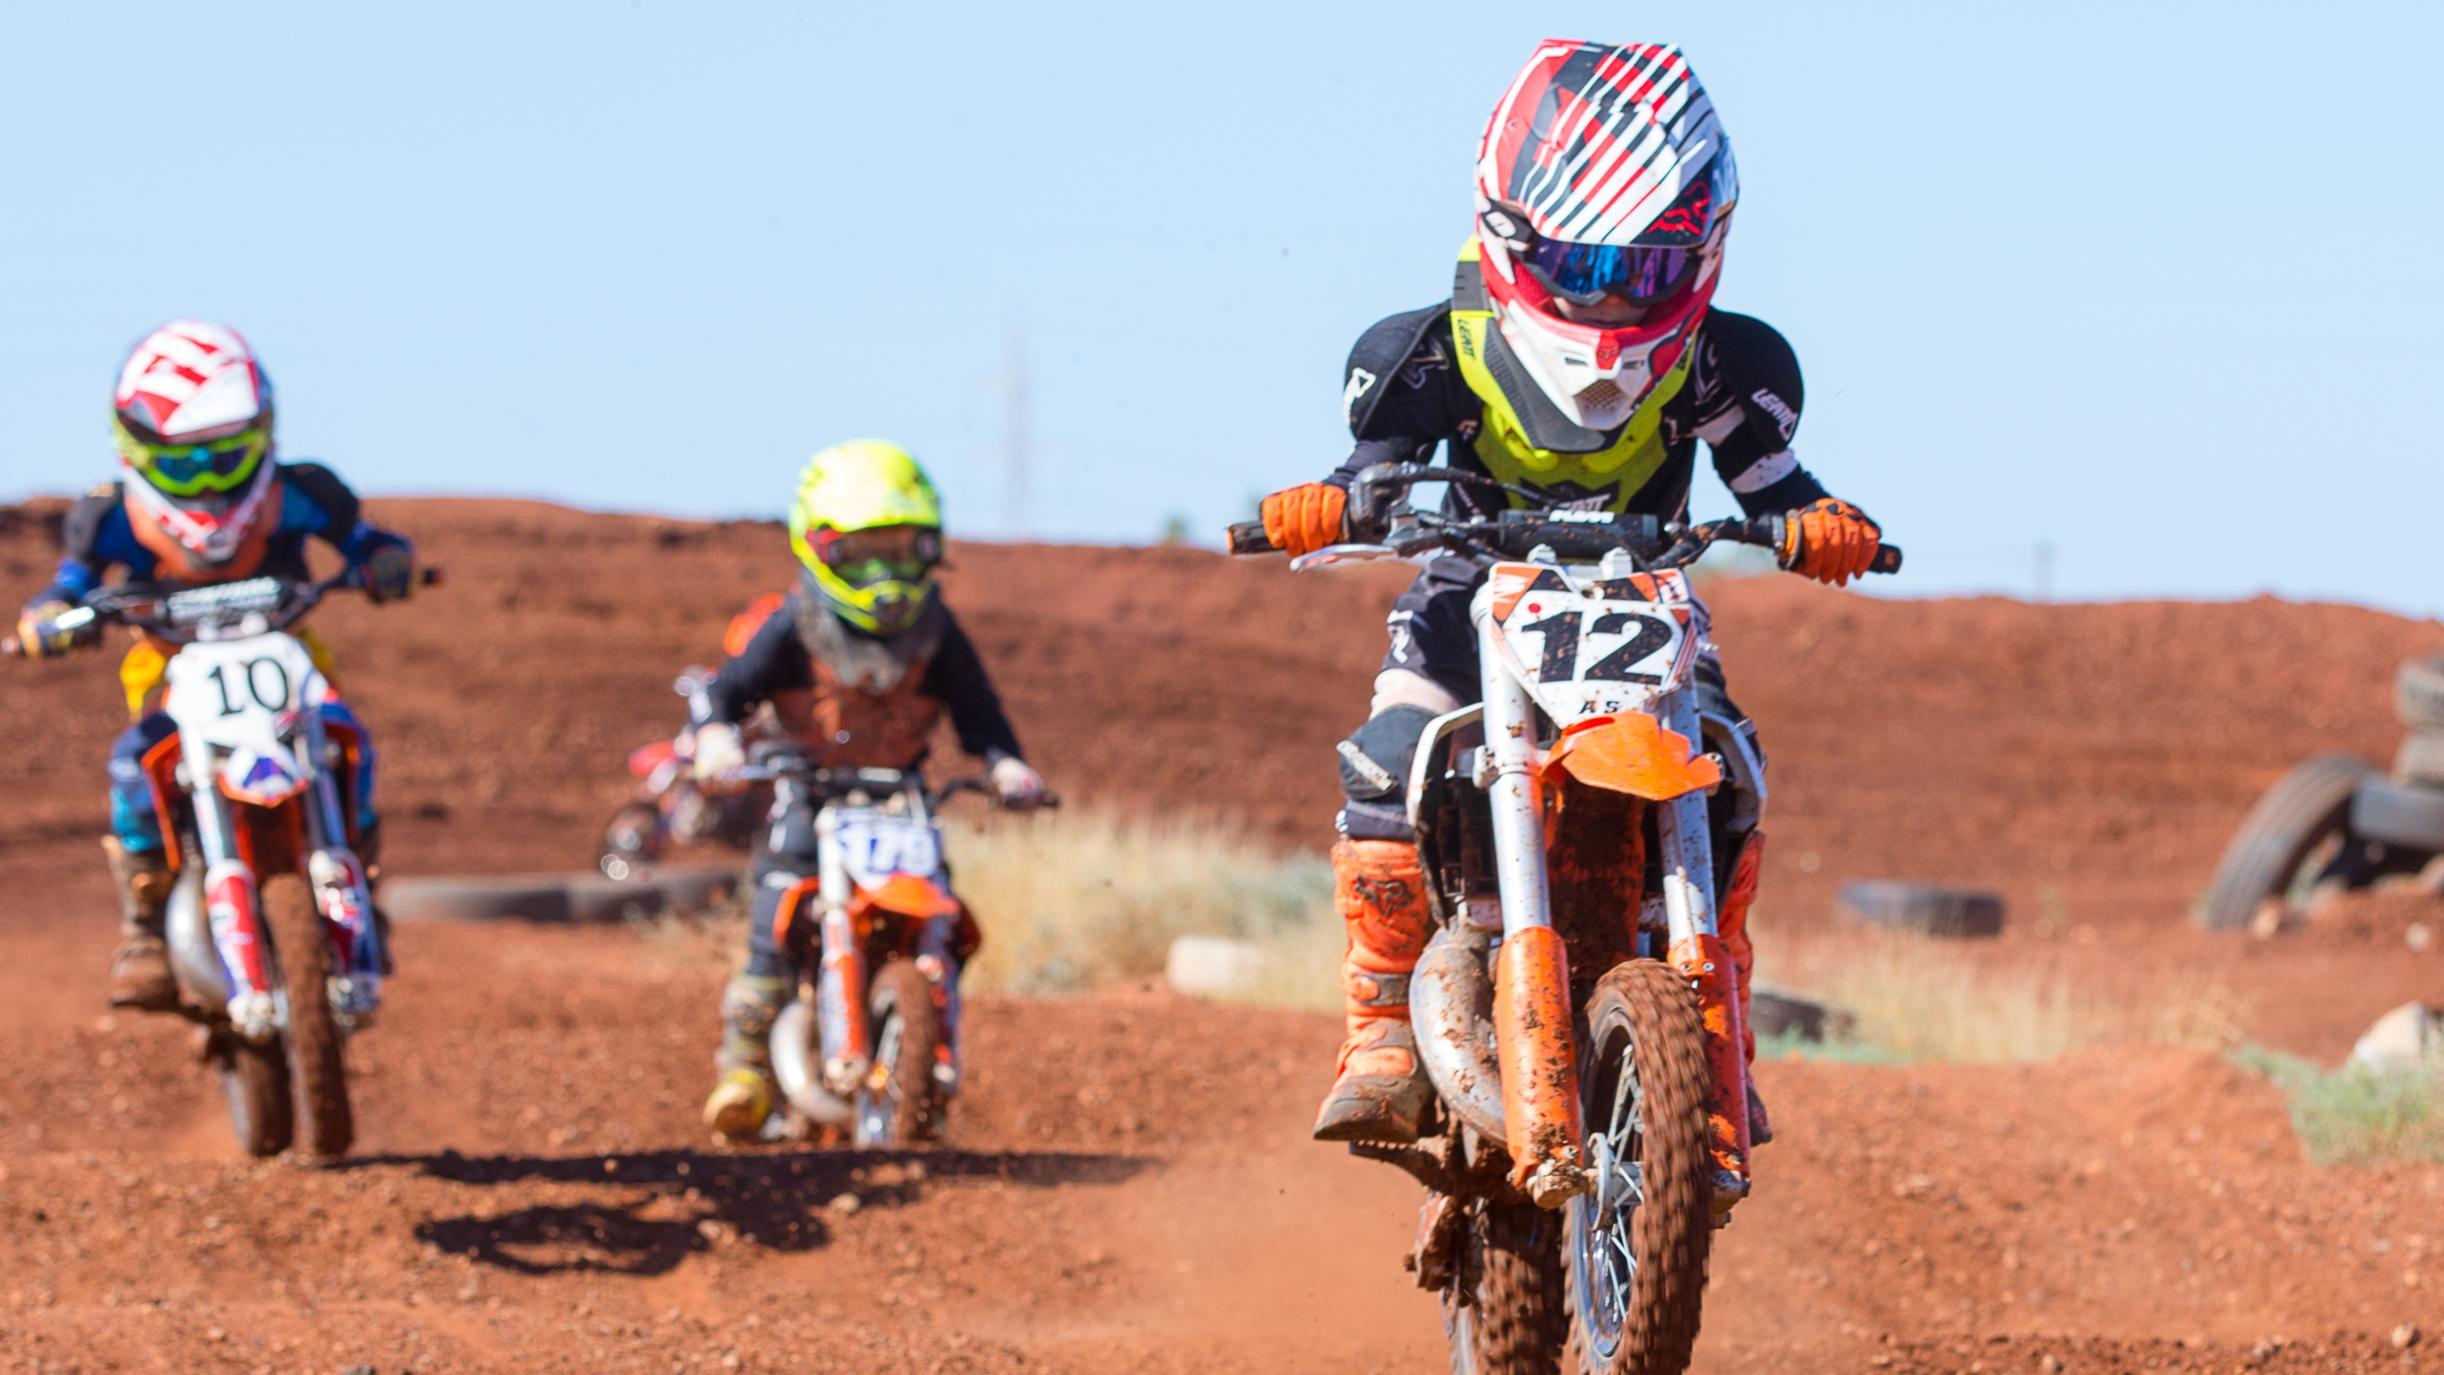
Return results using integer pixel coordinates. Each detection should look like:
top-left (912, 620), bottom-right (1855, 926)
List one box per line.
top-left (690, 723), bottom-right (746, 781)
top-left (989, 756), bottom-right (1046, 808)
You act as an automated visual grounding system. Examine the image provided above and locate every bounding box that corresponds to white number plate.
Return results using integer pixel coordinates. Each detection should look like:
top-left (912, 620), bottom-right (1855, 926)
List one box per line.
top-left (832, 810), bottom-right (945, 889)
top-left (1486, 568), bottom-right (1700, 723)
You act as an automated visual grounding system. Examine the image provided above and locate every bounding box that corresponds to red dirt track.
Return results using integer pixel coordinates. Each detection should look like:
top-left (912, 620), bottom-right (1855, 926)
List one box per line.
top-left (2, 499), bottom-right (2440, 1373)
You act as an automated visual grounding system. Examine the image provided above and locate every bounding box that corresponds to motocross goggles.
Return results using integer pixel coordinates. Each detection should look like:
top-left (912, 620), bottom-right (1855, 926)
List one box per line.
top-left (114, 422), bottom-right (271, 498)
top-left (1523, 240), bottom-right (1700, 308)
top-left (1510, 156), bottom-right (1729, 308)
top-left (809, 524), bottom-right (943, 588)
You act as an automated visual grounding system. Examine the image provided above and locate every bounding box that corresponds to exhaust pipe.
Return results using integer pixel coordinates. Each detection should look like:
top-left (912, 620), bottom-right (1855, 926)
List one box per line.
top-left (164, 865), bottom-right (231, 1007)
top-left (1408, 923), bottom-right (1508, 1146)
top-left (768, 1001), bottom-right (855, 1127)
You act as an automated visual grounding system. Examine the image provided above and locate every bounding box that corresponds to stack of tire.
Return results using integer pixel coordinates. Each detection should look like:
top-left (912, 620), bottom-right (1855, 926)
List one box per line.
top-left (2199, 652), bottom-right (2444, 931)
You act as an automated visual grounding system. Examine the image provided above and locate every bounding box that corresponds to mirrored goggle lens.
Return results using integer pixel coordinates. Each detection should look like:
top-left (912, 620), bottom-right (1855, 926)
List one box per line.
top-left (136, 434), bottom-right (263, 491)
top-left (1524, 241), bottom-right (1700, 307)
top-left (816, 527), bottom-right (941, 583)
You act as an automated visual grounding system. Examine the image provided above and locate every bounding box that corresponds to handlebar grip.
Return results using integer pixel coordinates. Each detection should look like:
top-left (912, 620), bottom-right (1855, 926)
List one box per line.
top-left (1871, 544), bottom-right (1904, 575)
top-left (1226, 520), bottom-right (1278, 555)
top-left (1, 636), bottom-right (21, 658)
top-left (418, 566), bottom-right (446, 588)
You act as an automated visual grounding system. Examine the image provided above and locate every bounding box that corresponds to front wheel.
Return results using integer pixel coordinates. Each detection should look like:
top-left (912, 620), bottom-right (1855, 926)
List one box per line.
top-left (265, 872), bottom-right (354, 1159)
top-left (212, 1031), bottom-right (293, 1158)
top-left (1566, 961), bottom-right (1713, 1375)
top-left (851, 960), bottom-right (942, 1147)
top-left (1443, 1196), bottom-right (1566, 1375)
top-left (599, 801), bottom-right (664, 881)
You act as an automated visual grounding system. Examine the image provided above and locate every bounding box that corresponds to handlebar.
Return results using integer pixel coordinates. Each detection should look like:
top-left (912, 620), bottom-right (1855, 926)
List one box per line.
top-left (4, 565), bottom-right (444, 658)
top-left (1228, 463), bottom-right (1901, 576)
top-left (729, 757), bottom-right (1060, 812)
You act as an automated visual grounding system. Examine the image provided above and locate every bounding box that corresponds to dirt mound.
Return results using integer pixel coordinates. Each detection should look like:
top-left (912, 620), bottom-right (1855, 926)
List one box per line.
top-left (7, 497), bottom-right (2444, 1371)
top-left (7, 497), bottom-right (2438, 924)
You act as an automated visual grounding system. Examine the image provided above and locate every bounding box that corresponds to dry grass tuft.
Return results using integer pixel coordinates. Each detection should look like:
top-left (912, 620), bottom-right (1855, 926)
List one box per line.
top-left (948, 809), bottom-right (1331, 997)
top-left (1765, 928), bottom-right (2245, 1064)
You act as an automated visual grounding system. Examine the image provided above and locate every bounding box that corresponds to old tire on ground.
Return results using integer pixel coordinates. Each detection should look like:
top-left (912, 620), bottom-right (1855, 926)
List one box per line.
top-left (2350, 776), bottom-right (2444, 852)
top-left (2396, 653), bottom-right (2444, 731)
top-left (1445, 1198), bottom-right (1566, 1375)
top-left (386, 870), bottom-right (737, 925)
top-left (1747, 984), bottom-right (1854, 1045)
top-left (563, 869), bottom-right (737, 924)
top-left (2197, 755), bottom-right (2382, 931)
top-left (214, 1031), bottom-right (293, 1159)
top-left (1835, 882), bottom-right (2005, 939)
top-left (2396, 733), bottom-right (2444, 788)
top-left (265, 872), bottom-right (353, 1160)
top-left (1567, 960), bottom-right (1714, 1375)
top-left (852, 960), bottom-right (942, 1148)
top-left (385, 875), bottom-right (574, 924)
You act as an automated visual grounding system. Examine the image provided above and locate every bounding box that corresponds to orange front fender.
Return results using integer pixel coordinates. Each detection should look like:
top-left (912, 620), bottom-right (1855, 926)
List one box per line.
top-left (851, 874), bottom-right (961, 922)
top-left (1540, 712), bottom-right (1722, 801)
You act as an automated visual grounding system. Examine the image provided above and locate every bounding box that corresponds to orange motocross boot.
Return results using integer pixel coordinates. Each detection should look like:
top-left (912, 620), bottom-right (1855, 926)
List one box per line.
top-left (1313, 838), bottom-right (1434, 1143)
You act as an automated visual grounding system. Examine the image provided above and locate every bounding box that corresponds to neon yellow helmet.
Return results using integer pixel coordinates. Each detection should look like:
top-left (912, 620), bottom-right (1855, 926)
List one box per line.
top-left (787, 439), bottom-right (945, 636)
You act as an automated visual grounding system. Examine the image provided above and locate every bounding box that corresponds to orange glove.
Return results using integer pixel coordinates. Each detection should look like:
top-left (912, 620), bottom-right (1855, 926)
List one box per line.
top-left (1259, 483), bottom-right (1348, 558)
top-left (1782, 498), bottom-right (1883, 586)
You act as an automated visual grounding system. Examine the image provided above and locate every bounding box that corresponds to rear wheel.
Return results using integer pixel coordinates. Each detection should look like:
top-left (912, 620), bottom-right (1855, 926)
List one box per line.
top-left (852, 960), bottom-right (941, 1147)
top-left (1443, 1196), bottom-right (1566, 1375)
top-left (212, 1031), bottom-right (293, 1158)
top-left (265, 872), bottom-right (353, 1159)
top-left (1567, 961), bottom-right (1713, 1375)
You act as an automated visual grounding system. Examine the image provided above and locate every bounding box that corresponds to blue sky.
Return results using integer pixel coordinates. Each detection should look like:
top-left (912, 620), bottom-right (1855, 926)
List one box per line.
top-left (1, 2), bottom-right (2435, 610)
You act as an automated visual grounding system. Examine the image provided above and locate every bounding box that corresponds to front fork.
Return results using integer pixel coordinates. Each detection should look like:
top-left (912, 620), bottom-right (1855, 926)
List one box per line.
top-left (804, 801), bottom-right (967, 1102)
top-left (1652, 694), bottom-right (1754, 1204)
top-left (811, 805), bottom-right (873, 1094)
top-left (1476, 622), bottom-right (1590, 1207)
top-left (181, 727), bottom-right (381, 1040)
top-left (1474, 619), bottom-right (1753, 1209)
top-left (304, 755), bottom-right (383, 1024)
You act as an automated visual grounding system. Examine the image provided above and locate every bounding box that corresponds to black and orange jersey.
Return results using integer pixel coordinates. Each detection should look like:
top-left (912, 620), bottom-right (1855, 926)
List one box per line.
top-left (699, 588), bottom-right (1024, 767)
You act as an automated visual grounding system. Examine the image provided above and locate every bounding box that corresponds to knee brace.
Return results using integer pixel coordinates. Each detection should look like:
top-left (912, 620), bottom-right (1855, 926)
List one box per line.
top-left (1336, 704), bottom-right (1438, 842)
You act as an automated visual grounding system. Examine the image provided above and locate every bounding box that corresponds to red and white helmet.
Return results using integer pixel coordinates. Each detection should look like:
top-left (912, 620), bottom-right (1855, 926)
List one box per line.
top-left (111, 320), bottom-right (279, 571)
top-left (1473, 41), bottom-right (1738, 432)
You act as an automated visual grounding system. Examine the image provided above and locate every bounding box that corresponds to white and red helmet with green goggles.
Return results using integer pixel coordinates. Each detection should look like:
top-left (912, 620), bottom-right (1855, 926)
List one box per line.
top-left (1472, 40), bottom-right (1738, 433)
top-left (111, 320), bottom-right (277, 569)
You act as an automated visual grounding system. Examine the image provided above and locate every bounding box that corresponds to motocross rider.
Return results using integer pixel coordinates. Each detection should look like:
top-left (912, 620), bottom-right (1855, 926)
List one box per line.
top-left (693, 440), bottom-right (1047, 1139)
top-left (1257, 42), bottom-right (1887, 1195)
top-left (12, 321), bottom-right (416, 1011)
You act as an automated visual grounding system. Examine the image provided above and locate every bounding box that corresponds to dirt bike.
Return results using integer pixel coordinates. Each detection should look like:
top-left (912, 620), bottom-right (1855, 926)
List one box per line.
top-left (597, 667), bottom-right (773, 881)
top-left (600, 593), bottom-right (785, 880)
top-left (734, 754), bottom-right (1054, 1147)
top-left (6, 568), bottom-right (435, 1159)
top-left (1229, 464), bottom-right (1898, 1374)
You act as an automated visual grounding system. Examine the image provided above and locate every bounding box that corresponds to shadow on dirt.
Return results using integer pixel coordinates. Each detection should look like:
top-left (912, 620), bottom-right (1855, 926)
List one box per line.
top-left (347, 1147), bottom-right (1147, 1277)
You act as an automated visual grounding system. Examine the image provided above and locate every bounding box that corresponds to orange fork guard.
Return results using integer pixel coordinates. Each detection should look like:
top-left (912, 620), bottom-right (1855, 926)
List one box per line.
top-left (1541, 712), bottom-right (1722, 801)
top-left (1668, 931), bottom-right (1753, 1180)
top-left (1494, 925), bottom-right (1585, 1196)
